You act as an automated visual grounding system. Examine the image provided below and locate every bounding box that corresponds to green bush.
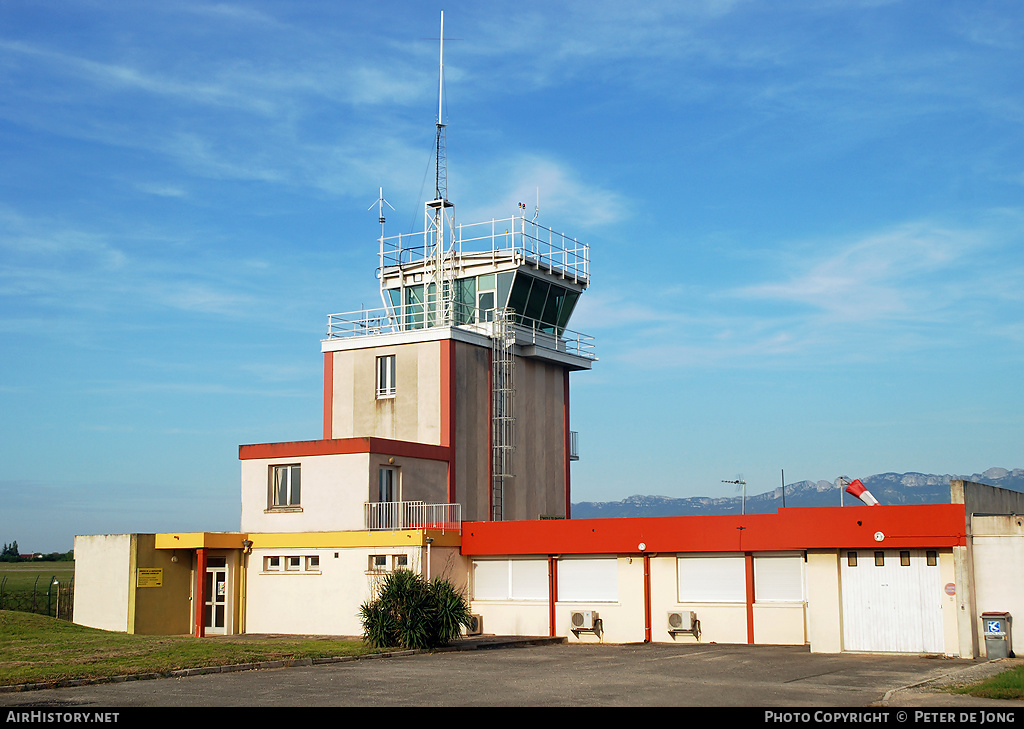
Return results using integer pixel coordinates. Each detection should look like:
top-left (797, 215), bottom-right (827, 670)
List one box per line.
top-left (360, 570), bottom-right (472, 650)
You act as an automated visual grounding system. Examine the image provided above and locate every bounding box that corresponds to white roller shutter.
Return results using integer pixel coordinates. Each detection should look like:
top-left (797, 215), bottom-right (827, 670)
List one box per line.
top-left (472, 559), bottom-right (549, 601)
top-left (677, 554), bottom-right (746, 603)
top-left (558, 558), bottom-right (618, 602)
top-left (510, 559), bottom-right (549, 600)
top-left (472, 560), bottom-right (510, 600)
top-left (754, 553), bottom-right (804, 602)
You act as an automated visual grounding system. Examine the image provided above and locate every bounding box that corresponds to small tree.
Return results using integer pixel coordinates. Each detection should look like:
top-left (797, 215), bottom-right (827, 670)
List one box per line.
top-left (360, 569), bottom-right (472, 650)
top-left (0, 541), bottom-right (19, 562)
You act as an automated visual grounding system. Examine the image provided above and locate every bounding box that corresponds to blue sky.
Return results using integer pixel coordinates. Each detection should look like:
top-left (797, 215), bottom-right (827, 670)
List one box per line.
top-left (2, 1), bottom-right (1022, 552)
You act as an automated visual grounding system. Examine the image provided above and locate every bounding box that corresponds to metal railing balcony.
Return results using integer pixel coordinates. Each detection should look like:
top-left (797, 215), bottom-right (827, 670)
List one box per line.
top-left (326, 302), bottom-right (596, 360)
top-left (364, 501), bottom-right (461, 534)
top-left (569, 430), bottom-right (579, 461)
top-left (379, 215), bottom-right (589, 285)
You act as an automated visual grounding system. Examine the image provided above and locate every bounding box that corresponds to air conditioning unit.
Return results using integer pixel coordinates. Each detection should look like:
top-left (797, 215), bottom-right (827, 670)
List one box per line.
top-left (467, 614), bottom-right (483, 636)
top-left (570, 609), bottom-right (600, 636)
top-left (667, 611), bottom-right (700, 641)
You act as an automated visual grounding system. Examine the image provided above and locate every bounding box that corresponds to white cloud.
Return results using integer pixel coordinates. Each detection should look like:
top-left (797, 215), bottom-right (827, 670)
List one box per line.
top-left (455, 153), bottom-right (629, 230)
top-left (584, 215), bottom-right (1024, 370)
top-left (734, 221), bottom-right (982, 323)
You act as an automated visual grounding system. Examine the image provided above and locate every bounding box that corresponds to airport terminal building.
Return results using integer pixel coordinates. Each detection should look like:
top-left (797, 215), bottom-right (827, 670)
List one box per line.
top-left (74, 186), bottom-right (1024, 659)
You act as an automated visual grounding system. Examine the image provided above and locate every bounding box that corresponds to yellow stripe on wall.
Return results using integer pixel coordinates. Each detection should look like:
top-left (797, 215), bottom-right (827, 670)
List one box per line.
top-left (154, 530), bottom-right (461, 550)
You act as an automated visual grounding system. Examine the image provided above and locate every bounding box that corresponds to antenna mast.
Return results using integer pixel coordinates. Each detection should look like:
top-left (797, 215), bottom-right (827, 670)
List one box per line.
top-left (435, 10), bottom-right (447, 202)
top-left (425, 10), bottom-right (455, 326)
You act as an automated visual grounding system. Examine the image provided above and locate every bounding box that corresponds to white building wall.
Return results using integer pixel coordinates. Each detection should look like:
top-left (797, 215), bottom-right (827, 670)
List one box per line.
top-left (806, 551), bottom-right (843, 653)
top-left (241, 453), bottom-right (369, 534)
top-left (558, 556), bottom-right (644, 644)
top-left (469, 554), bottom-right (805, 645)
top-left (243, 544), bottom-right (468, 637)
top-left (244, 546), bottom-right (420, 635)
top-left (72, 534), bottom-right (133, 632)
top-left (971, 515), bottom-right (1024, 657)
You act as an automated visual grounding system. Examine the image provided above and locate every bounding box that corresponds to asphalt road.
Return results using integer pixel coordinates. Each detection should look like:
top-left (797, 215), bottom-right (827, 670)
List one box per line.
top-left (1, 641), bottom-right (1021, 709)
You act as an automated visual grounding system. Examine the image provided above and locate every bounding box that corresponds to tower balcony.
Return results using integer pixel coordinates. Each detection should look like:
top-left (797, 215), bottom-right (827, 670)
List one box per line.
top-left (326, 302), bottom-right (596, 363)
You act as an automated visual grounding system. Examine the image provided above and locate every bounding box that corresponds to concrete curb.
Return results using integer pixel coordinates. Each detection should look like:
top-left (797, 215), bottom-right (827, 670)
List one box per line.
top-left (0, 636), bottom-right (565, 694)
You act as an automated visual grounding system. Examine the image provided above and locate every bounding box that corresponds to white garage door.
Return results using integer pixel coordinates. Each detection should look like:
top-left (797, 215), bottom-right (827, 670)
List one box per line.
top-left (840, 548), bottom-right (943, 653)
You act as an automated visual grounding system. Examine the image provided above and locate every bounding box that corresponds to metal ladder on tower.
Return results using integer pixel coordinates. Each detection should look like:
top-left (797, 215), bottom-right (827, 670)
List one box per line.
top-left (491, 308), bottom-right (515, 521)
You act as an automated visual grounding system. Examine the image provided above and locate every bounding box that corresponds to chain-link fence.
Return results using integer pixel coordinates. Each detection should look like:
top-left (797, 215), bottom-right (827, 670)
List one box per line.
top-left (0, 575), bottom-right (74, 621)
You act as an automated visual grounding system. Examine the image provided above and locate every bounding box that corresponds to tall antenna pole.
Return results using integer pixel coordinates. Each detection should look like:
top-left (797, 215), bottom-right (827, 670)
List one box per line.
top-left (438, 11), bottom-right (444, 126)
top-left (435, 10), bottom-right (447, 203)
top-left (424, 11), bottom-right (454, 326)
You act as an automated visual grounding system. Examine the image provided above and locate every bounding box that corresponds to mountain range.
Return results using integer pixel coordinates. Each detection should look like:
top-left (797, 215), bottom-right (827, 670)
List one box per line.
top-left (571, 468), bottom-right (1024, 519)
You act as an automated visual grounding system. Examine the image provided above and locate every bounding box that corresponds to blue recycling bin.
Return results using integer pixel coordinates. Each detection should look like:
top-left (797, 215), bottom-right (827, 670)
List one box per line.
top-left (982, 612), bottom-right (1014, 659)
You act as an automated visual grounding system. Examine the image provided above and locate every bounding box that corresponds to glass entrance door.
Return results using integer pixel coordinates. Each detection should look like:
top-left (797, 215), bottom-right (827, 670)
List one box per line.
top-left (204, 557), bottom-right (228, 635)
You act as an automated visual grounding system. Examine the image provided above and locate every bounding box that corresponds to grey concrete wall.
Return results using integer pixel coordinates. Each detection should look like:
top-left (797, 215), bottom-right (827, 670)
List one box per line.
top-left (454, 340), bottom-right (491, 522)
top-left (331, 341), bottom-right (442, 445)
top-left (951, 479), bottom-right (1024, 516)
top-left (506, 357), bottom-right (567, 521)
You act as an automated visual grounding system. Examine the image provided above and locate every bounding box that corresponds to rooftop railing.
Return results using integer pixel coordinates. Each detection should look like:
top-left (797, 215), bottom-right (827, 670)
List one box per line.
top-left (379, 215), bottom-right (589, 285)
top-left (326, 302), bottom-right (596, 360)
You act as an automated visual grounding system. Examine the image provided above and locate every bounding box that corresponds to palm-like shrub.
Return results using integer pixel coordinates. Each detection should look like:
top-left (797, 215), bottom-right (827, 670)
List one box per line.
top-left (428, 575), bottom-right (473, 645)
top-left (360, 569), bottom-right (472, 650)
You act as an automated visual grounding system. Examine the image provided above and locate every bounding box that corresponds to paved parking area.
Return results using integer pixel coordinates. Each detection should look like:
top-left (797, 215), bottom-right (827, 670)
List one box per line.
top-left (1, 641), bottom-right (1021, 708)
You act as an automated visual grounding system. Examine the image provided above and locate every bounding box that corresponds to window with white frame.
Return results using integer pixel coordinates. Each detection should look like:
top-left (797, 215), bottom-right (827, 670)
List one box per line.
top-left (677, 554), bottom-right (746, 603)
top-left (376, 355), bottom-right (396, 398)
top-left (270, 464), bottom-right (301, 509)
top-left (261, 555), bottom-right (320, 574)
top-left (365, 554), bottom-right (412, 573)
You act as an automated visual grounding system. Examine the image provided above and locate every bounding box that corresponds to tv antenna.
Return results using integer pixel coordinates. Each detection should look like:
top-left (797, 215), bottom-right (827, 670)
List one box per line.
top-left (722, 476), bottom-right (747, 515)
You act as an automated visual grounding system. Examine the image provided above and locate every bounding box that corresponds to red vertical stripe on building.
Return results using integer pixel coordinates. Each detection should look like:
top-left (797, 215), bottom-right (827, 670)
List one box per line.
top-left (643, 553), bottom-right (652, 643)
top-left (548, 555), bottom-right (558, 637)
top-left (440, 340), bottom-right (456, 503)
top-left (322, 352), bottom-right (333, 440)
top-left (745, 552), bottom-right (755, 644)
top-left (195, 548), bottom-right (207, 638)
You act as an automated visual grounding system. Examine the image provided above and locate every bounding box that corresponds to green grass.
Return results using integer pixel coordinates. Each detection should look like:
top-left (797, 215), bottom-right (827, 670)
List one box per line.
top-left (0, 562), bottom-right (75, 592)
top-left (948, 664), bottom-right (1024, 701)
top-left (0, 610), bottom-right (376, 687)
